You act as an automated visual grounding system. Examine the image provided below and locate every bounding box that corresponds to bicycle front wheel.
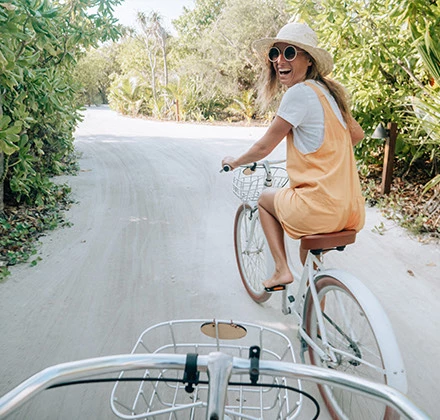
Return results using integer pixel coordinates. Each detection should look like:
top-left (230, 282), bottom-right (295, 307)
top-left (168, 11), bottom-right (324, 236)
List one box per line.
top-left (234, 204), bottom-right (271, 303)
top-left (304, 274), bottom-right (403, 420)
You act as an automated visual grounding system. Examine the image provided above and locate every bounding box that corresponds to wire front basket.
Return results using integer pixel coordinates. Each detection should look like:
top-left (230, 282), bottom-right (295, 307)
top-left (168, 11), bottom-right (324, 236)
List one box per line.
top-left (110, 319), bottom-right (302, 419)
top-left (232, 167), bottom-right (289, 203)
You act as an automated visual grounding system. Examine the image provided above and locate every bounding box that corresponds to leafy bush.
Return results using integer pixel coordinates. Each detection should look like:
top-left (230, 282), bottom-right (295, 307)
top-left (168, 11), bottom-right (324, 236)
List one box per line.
top-left (0, 0), bottom-right (121, 209)
top-left (0, 0), bottom-right (121, 277)
top-left (108, 73), bottom-right (152, 116)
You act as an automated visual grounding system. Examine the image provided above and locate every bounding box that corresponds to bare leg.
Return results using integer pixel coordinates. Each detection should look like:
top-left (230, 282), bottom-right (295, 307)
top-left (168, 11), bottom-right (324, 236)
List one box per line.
top-left (258, 189), bottom-right (294, 289)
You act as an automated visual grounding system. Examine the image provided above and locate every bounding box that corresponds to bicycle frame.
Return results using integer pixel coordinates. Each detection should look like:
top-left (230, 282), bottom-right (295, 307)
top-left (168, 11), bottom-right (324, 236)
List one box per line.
top-left (283, 251), bottom-right (338, 363)
top-left (229, 159), bottom-right (410, 417)
top-left (234, 166), bottom-right (407, 391)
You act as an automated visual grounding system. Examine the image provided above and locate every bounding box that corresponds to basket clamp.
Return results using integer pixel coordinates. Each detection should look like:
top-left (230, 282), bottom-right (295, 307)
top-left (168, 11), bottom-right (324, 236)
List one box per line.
top-left (249, 346), bottom-right (260, 384)
top-left (183, 353), bottom-right (199, 393)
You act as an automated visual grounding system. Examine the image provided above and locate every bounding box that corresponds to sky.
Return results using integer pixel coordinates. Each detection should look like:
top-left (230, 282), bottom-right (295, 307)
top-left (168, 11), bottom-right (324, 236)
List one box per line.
top-left (113, 0), bottom-right (195, 33)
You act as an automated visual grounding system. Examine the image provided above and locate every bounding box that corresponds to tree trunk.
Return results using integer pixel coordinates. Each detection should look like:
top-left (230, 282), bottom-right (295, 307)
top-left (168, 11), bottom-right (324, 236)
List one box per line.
top-left (162, 46), bottom-right (168, 87)
top-left (146, 45), bottom-right (157, 103)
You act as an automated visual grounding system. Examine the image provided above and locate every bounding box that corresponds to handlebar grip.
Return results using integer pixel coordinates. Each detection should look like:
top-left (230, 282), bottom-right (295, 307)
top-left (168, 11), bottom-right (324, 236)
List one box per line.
top-left (222, 165), bottom-right (231, 172)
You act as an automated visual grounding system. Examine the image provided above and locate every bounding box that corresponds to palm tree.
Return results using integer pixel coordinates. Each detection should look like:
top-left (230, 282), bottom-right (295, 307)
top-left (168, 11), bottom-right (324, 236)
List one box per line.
top-left (410, 18), bottom-right (440, 193)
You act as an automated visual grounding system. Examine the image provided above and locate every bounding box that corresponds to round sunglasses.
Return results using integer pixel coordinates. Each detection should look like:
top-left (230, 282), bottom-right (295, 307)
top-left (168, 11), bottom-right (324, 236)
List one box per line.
top-left (268, 45), bottom-right (304, 62)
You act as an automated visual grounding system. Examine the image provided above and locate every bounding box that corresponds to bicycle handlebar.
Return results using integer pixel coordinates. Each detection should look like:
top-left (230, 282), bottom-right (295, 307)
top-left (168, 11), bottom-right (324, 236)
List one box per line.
top-left (220, 159), bottom-right (286, 173)
top-left (0, 352), bottom-right (429, 420)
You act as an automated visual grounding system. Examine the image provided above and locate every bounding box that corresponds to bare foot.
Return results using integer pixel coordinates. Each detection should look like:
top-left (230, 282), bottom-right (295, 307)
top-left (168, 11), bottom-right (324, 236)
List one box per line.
top-left (262, 270), bottom-right (294, 289)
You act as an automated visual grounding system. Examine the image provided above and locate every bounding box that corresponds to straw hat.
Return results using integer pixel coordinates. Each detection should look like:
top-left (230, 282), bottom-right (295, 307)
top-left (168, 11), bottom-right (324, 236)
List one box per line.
top-left (253, 22), bottom-right (333, 76)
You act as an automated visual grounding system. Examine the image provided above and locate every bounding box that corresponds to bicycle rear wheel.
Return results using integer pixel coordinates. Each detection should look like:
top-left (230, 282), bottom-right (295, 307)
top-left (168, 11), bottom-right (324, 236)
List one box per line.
top-left (304, 274), bottom-right (403, 420)
top-left (234, 204), bottom-right (271, 303)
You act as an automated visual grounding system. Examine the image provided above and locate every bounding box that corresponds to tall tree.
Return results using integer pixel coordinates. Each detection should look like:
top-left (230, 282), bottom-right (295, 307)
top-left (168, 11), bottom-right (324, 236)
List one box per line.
top-left (137, 11), bottom-right (169, 103)
top-left (171, 0), bottom-right (290, 118)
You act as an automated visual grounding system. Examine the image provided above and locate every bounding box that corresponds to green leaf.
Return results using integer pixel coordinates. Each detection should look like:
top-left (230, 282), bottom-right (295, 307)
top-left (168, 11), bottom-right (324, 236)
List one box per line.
top-left (41, 8), bottom-right (57, 18)
top-left (0, 138), bottom-right (20, 154)
top-left (0, 115), bottom-right (11, 130)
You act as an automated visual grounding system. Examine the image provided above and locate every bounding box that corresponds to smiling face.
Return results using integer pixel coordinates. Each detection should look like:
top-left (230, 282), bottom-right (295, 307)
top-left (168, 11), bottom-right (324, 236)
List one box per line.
top-left (271, 42), bottom-right (312, 87)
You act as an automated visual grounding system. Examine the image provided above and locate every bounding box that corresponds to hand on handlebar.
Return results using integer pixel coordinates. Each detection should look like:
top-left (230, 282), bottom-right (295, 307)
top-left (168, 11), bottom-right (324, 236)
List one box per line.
top-left (221, 156), bottom-right (236, 173)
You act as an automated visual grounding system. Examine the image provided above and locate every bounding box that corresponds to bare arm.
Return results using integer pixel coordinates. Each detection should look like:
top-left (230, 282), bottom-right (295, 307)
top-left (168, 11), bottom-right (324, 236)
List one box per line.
top-left (348, 116), bottom-right (364, 146)
top-left (222, 116), bottom-right (292, 170)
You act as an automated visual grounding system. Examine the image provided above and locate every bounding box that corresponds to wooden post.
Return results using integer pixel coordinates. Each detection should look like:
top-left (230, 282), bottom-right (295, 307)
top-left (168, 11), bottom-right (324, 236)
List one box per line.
top-left (175, 99), bottom-right (180, 122)
top-left (381, 122), bottom-right (398, 195)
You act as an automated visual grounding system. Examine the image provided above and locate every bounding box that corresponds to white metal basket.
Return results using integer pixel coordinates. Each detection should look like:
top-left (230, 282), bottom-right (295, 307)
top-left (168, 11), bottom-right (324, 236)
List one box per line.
top-left (232, 167), bottom-right (289, 203)
top-left (110, 319), bottom-right (302, 419)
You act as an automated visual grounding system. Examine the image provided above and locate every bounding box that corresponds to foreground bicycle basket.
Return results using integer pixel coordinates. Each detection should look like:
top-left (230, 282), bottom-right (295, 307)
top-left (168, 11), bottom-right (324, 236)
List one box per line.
top-left (110, 319), bottom-right (304, 419)
top-left (0, 319), bottom-right (429, 419)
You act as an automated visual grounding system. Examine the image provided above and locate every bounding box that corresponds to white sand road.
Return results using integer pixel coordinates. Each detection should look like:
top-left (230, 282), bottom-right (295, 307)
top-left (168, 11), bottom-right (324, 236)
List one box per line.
top-left (0, 106), bottom-right (438, 419)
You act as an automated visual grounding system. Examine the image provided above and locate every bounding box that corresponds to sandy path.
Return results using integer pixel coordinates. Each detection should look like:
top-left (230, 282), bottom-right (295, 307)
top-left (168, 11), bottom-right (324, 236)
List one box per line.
top-left (0, 106), bottom-right (438, 419)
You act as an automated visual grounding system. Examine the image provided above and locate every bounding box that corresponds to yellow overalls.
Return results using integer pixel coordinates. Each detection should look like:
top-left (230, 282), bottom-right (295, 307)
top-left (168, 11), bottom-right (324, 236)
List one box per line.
top-left (274, 81), bottom-right (365, 239)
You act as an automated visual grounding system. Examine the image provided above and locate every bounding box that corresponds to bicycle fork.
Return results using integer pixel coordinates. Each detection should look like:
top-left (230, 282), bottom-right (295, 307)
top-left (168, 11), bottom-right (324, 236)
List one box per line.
top-left (243, 205), bottom-right (259, 255)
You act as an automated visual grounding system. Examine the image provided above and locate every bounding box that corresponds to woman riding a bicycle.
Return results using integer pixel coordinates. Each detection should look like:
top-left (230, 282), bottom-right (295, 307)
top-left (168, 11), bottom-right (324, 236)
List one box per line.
top-left (222, 22), bottom-right (365, 293)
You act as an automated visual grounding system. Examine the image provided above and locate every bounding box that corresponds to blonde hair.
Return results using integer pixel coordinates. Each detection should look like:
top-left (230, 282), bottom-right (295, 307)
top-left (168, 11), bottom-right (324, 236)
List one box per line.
top-left (257, 54), bottom-right (352, 123)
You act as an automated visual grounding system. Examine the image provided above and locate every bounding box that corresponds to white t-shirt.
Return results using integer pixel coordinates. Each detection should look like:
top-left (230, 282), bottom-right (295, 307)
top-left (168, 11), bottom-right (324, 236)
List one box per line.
top-left (277, 80), bottom-right (346, 154)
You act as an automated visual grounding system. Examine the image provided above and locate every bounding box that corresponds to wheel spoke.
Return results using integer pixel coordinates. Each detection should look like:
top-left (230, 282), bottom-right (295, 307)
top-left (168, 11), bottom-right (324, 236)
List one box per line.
top-left (234, 205), bottom-right (270, 303)
top-left (305, 276), bottom-right (396, 419)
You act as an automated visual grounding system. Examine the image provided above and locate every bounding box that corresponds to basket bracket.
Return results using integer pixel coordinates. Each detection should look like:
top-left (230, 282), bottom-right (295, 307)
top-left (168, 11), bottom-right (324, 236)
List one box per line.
top-left (249, 346), bottom-right (260, 384)
top-left (183, 353), bottom-right (199, 393)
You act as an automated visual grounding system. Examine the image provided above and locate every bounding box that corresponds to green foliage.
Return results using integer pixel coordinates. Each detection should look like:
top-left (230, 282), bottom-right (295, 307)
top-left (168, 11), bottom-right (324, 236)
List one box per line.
top-left (164, 78), bottom-right (224, 121)
top-left (423, 175), bottom-right (440, 195)
top-left (0, 182), bottom-right (73, 281)
top-left (78, 0), bottom-right (290, 123)
top-left (0, 116), bottom-right (21, 155)
top-left (0, 0), bottom-right (121, 207)
top-left (0, 0), bottom-right (121, 277)
top-left (226, 90), bottom-right (257, 123)
top-left (288, 0), bottom-right (439, 179)
top-left (404, 13), bottom-right (440, 189)
top-left (116, 37), bottom-right (150, 75)
top-left (170, 0), bottom-right (289, 120)
top-left (74, 45), bottom-right (121, 105)
top-left (108, 73), bottom-right (151, 116)
top-left (172, 0), bottom-right (226, 55)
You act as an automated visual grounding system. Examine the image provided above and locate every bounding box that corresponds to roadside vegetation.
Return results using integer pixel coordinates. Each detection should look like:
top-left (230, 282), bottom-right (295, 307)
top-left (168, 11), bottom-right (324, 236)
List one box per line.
top-left (1, 0), bottom-right (439, 279)
top-left (0, 0), bottom-right (121, 279)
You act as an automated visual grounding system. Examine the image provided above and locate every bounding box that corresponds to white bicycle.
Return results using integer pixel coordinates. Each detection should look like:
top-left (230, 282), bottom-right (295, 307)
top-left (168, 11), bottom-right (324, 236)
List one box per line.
top-left (0, 319), bottom-right (428, 419)
top-left (225, 160), bottom-right (409, 419)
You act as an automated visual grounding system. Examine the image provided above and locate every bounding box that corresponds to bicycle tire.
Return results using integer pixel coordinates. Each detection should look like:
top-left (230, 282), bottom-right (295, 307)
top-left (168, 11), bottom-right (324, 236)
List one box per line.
top-left (303, 274), bottom-right (403, 420)
top-left (234, 204), bottom-right (271, 303)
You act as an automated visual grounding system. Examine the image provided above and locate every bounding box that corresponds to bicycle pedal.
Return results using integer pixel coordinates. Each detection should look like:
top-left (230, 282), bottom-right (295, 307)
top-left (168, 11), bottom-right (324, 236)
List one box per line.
top-left (288, 295), bottom-right (295, 303)
top-left (264, 285), bottom-right (286, 292)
